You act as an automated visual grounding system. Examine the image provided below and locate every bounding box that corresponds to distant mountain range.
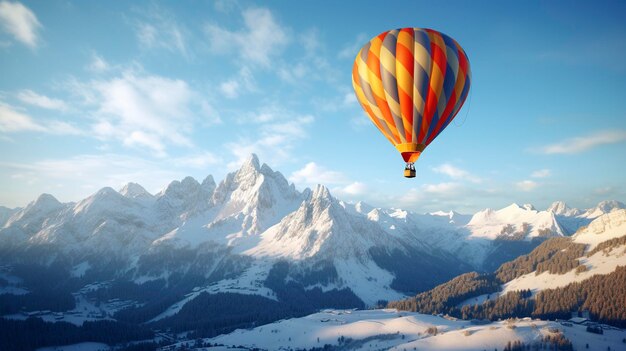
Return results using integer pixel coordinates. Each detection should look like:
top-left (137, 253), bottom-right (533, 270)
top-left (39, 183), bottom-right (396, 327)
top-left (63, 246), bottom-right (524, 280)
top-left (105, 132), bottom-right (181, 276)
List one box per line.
top-left (0, 154), bottom-right (624, 348)
top-left (154, 209), bottom-right (626, 351)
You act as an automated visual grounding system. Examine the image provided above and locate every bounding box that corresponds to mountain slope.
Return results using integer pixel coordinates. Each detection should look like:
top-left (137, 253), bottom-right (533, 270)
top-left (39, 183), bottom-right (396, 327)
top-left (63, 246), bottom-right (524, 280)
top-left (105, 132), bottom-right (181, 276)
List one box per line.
top-left (0, 154), bottom-right (623, 338)
top-left (389, 209), bottom-right (626, 327)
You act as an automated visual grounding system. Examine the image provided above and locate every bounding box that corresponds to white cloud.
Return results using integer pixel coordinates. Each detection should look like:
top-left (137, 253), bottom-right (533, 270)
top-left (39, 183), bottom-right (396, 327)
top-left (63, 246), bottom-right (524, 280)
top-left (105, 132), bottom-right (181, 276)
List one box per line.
top-left (0, 102), bottom-right (43, 132)
top-left (538, 130), bottom-right (626, 154)
top-left (219, 67), bottom-right (256, 99)
top-left (213, 0), bottom-right (239, 13)
top-left (343, 92), bottom-right (357, 106)
top-left (422, 182), bottom-right (461, 194)
top-left (134, 6), bottom-right (189, 57)
top-left (0, 1), bottom-right (41, 48)
top-left (226, 113), bottom-right (314, 169)
top-left (0, 154), bottom-right (189, 206)
top-left (516, 180), bottom-right (538, 192)
top-left (290, 162), bottom-right (348, 186)
top-left (0, 151), bottom-right (227, 207)
top-left (290, 162), bottom-right (369, 199)
top-left (593, 186), bottom-right (616, 196)
top-left (277, 62), bottom-right (308, 84)
top-left (88, 53), bottom-right (110, 72)
top-left (16, 90), bottom-right (68, 111)
top-left (389, 181), bottom-right (507, 213)
top-left (338, 33), bottom-right (367, 59)
top-left (171, 152), bottom-right (221, 169)
top-left (336, 181), bottom-right (367, 196)
top-left (70, 71), bottom-right (220, 156)
top-left (0, 102), bottom-right (81, 135)
top-left (205, 7), bottom-right (289, 67)
top-left (432, 163), bottom-right (481, 183)
top-left (531, 169), bottom-right (551, 178)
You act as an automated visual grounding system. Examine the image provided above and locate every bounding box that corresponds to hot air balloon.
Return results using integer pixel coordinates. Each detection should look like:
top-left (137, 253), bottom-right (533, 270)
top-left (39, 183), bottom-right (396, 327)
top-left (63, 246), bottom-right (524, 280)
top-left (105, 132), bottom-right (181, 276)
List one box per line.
top-left (352, 28), bottom-right (471, 178)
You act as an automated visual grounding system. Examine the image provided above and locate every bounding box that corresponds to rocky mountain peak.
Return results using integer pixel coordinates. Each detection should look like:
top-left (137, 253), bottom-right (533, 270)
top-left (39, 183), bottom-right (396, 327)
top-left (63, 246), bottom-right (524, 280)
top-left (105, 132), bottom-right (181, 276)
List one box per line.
top-left (119, 182), bottom-right (153, 200)
top-left (201, 175), bottom-right (216, 194)
top-left (547, 201), bottom-right (579, 216)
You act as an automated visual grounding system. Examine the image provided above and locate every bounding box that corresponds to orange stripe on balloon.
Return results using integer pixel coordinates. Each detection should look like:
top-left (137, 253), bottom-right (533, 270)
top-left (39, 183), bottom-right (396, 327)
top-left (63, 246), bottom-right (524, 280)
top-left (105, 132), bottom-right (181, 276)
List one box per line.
top-left (420, 32), bottom-right (447, 143)
top-left (352, 64), bottom-right (396, 146)
top-left (366, 36), bottom-right (401, 143)
top-left (396, 28), bottom-right (414, 141)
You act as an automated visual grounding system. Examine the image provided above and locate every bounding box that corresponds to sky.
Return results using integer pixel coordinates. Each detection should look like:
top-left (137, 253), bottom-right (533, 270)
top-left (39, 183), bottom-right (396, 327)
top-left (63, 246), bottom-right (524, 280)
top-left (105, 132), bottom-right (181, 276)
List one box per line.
top-left (0, 0), bottom-right (625, 213)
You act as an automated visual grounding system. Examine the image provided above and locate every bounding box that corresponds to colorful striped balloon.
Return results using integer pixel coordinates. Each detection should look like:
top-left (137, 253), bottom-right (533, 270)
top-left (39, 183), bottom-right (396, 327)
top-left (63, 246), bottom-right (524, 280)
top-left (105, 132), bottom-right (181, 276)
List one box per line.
top-left (352, 28), bottom-right (471, 177)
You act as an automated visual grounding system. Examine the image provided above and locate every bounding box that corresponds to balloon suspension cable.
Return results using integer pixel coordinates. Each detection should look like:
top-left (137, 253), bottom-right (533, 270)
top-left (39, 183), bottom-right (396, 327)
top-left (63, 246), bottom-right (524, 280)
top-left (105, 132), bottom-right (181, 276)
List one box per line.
top-left (454, 89), bottom-right (472, 127)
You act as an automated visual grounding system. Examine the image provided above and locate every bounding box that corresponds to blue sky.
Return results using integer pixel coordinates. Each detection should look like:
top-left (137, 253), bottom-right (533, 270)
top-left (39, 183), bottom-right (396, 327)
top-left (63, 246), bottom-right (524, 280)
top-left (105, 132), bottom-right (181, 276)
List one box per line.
top-left (0, 0), bottom-right (625, 213)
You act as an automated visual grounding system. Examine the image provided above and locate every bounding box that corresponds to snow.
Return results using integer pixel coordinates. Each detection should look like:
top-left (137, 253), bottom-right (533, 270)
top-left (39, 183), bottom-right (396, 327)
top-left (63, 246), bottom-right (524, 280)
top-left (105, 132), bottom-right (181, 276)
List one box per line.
top-left (580, 200), bottom-right (625, 219)
top-left (119, 182), bottom-right (154, 201)
top-left (70, 261), bottom-right (91, 278)
top-left (3, 281), bottom-right (137, 326)
top-left (149, 261), bottom-right (277, 322)
top-left (467, 203), bottom-right (564, 239)
top-left (502, 242), bottom-right (626, 295)
top-left (0, 265), bottom-right (28, 294)
top-left (0, 285), bottom-right (29, 295)
top-left (573, 209), bottom-right (626, 249)
top-left (547, 201), bottom-right (581, 217)
top-left (37, 342), bottom-right (109, 351)
top-left (334, 258), bottom-right (405, 306)
top-left (165, 309), bottom-right (626, 351)
top-left (1, 153), bottom-right (624, 320)
top-left (456, 292), bottom-right (500, 308)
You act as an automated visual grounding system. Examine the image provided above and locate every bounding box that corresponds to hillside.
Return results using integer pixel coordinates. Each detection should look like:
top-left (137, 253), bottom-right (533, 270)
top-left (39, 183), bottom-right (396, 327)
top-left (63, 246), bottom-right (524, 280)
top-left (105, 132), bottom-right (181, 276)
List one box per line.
top-left (0, 155), bottom-right (624, 349)
top-left (389, 209), bottom-right (626, 327)
top-left (163, 309), bottom-right (626, 351)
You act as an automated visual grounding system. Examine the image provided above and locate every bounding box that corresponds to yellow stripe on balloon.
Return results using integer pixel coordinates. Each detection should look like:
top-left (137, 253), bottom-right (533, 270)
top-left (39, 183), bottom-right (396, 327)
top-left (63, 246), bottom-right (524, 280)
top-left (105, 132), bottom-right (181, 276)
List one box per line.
top-left (379, 34), bottom-right (407, 143)
top-left (355, 47), bottom-right (401, 143)
top-left (396, 30), bottom-right (414, 141)
top-left (365, 37), bottom-right (402, 143)
top-left (353, 80), bottom-right (396, 146)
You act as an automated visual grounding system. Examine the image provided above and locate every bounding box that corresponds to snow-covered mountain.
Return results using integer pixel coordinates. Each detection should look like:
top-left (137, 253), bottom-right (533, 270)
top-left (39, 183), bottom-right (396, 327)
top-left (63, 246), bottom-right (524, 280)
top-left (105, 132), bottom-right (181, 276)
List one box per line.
top-left (501, 209), bottom-right (626, 295)
top-left (0, 154), bottom-right (623, 311)
top-left (188, 309), bottom-right (626, 351)
top-left (467, 203), bottom-right (565, 239)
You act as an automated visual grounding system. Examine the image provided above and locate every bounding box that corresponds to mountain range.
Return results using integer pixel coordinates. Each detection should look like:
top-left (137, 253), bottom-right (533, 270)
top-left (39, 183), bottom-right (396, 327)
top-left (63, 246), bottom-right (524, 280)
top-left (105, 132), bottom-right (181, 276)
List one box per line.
top-left (1, 155), bottom-right (624, 304)
top-left (0, 154), bottom-right (624, 350)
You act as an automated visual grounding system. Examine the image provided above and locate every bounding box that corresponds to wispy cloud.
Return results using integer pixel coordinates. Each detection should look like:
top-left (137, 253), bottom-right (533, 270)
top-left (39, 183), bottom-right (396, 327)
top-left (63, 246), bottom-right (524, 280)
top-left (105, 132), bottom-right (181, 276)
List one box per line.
top-left (0, 102), bottom-right (81, 135)
top-left (432, 163), bottom-right (481, 183)
top-left (538, 130), bottom-right (626, 154)
top-left (290, 162), bottom-right (349, 186)
top-left (219, 67), bottom-right (256, 99)
top-left (0, 1), bottom-right (41, 48)
top-left (226, 113), bottom-right (314, 169)
top-left (0, 153), bottom-right (189, 205)
top-left (16, 90), bottom-right (68, 111)
top-left (205, 7), bottom-right (289, 67)
top-left (133, 6), bottom-right (189, 58)
top-left (87, 53), bottom-right (110, 72)
top-left (69, 70), bottom-right (220, 156)
top-left (289, 162), bottom-right (368, 198)
top-left (336, 181), bottom-right (367, 196)
top-left (516, 180), bottom-right (538, 192)
top-left (338, 33), bottom-right (367, 59)
top-left (390, 181), bottom-right (506, 213)
top-left (531, 169), bottom-right (551, 178)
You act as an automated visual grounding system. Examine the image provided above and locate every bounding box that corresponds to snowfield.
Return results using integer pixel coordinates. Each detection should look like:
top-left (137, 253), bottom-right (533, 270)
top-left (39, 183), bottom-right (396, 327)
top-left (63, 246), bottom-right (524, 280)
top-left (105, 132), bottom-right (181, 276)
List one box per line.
top-left (501, 209), bottom-right (626, 295)
top-left (164, 309), bottom-right (626, 351)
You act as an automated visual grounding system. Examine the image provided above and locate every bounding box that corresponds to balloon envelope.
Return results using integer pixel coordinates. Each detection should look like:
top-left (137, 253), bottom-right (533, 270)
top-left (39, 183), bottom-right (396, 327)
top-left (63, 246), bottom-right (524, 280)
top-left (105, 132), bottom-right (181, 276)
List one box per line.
top-left (352, 28), bottom-right (471, 165)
